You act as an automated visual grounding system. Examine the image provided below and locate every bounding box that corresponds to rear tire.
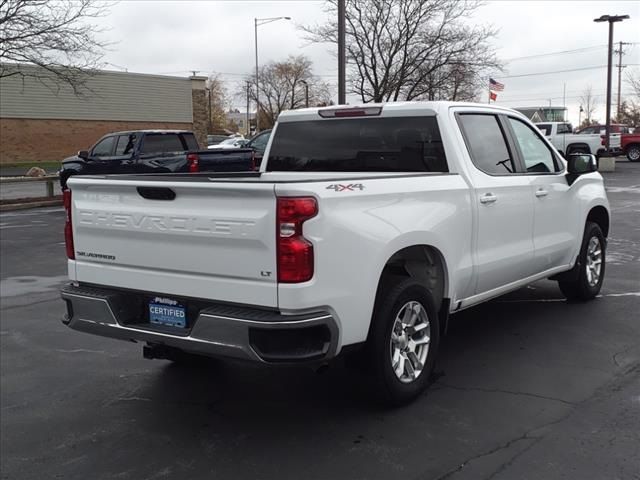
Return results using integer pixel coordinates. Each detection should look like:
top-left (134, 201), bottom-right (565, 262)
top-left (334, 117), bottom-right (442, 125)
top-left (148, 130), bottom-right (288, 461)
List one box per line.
top-left (558, 222), bottom-right (605, 301)
top-left (366, 278), bottom-right (440, 406)
top-left (626, 144), bottom-right (640, 162)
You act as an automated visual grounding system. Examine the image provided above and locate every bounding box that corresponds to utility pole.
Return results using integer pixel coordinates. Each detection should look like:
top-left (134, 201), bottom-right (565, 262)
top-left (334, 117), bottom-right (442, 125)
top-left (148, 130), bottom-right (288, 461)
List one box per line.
top-left (594, 14), bottom-right (630, 154)
top-left (245, 81), bottom-right (251, 137)
top-left (615, 41), bottom-right (630, 120)
top-left (338, 0), bottom-right (346, 104)
top-left (207, 87), bottom-right (212, 133)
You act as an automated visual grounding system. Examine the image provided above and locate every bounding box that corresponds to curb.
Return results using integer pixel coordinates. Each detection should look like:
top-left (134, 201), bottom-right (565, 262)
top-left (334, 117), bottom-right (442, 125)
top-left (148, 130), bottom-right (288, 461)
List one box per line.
top-left (0, 198), bottom-right (63, 211)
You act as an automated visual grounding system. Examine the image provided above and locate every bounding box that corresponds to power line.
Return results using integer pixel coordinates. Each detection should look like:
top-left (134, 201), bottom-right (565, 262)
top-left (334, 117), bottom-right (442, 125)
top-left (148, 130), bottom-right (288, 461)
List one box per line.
top-left (496, 64), bottom-right (640, 79)
top-left (495, 92), bottom-right (634, 103)
top-left (504, 45), bottom-right (607, 62)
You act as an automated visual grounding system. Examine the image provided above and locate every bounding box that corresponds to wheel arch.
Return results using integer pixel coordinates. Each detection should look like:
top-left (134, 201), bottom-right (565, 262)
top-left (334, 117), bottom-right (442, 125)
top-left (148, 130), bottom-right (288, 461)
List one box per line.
top-left (372, 244), bottom-right (450, 336)
top-left (586, 205), bottom-right (610, 238)
top-left (624, 142), bottom-right (640, 152)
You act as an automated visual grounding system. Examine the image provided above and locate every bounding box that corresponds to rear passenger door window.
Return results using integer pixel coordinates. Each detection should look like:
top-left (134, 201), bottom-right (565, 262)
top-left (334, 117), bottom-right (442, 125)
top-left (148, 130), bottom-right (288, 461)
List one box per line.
top-left (507, 118), bottom-right (559, 173)
top-left (115, 134), bottom-right (137, 156)
top-left (457, 114), bottom-right (514, 174)
top-left (140, 134), bottom-right (184, 154)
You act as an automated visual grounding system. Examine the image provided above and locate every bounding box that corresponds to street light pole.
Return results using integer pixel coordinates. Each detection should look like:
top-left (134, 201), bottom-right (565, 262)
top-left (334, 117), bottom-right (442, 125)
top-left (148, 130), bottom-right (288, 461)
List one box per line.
top-left (254, 18), bottom-right (259, 132)
top-left (245, 80), bottom-right (251, 137)
top-left (594, 14), bottom-right (629, 154)
top-left (254, 16), bottom-right (291, 132)
top-left (300, 80), bottom-right (309, 108)
top-left (337, 0), bottom-right (346, 104)
top-left (579, 105), bottom-right (584, 127)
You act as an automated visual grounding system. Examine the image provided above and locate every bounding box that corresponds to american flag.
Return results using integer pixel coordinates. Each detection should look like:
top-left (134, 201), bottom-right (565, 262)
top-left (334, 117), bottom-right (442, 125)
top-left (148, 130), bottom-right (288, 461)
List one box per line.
top-left (489, 78), bottom-right (504, 91)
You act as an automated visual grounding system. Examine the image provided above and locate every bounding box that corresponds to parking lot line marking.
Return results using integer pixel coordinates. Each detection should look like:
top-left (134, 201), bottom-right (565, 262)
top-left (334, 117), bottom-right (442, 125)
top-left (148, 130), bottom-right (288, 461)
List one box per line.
top-left (0, 224), bottom-right (49, 229)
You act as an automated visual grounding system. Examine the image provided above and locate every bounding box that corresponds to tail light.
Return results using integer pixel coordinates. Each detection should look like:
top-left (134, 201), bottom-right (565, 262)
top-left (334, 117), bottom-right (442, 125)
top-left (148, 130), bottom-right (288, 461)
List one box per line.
top-left (601, 135), bottom-right (606, 146)
top-left (63, 190), bottom-right (75, 259)
top-left (277, 197), bottom-right (318, 283)
top-left (187, 153), bottom-right (199, 172)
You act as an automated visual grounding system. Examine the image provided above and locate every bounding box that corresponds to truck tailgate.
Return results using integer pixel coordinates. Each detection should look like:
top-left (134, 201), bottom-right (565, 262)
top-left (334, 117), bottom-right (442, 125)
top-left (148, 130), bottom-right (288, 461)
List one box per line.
top-left (68, 178), bottom-right (278, 307)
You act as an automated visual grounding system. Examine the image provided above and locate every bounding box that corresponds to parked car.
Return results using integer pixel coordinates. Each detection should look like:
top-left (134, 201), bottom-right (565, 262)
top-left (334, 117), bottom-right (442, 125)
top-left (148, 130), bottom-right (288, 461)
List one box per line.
top-left (60, 102), bottom-right (609, 405)
top-left (245, 129), bottom-right (272, 166)
top-left (535, 121), bottom-right (620, 157)
top-left (621, 132), bottom-right (640, 161)
top-left (206, 134), bottom-right (232, 146)
top-left (207, 137), bottom-right (249, 150)
top-left (59, 130), bottom-right (256, 189)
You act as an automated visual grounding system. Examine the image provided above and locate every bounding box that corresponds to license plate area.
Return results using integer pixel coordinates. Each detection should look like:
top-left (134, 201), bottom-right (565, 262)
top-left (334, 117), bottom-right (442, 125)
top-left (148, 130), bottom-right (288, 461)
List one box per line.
top-left (149, 299), bottom-right (187, 328)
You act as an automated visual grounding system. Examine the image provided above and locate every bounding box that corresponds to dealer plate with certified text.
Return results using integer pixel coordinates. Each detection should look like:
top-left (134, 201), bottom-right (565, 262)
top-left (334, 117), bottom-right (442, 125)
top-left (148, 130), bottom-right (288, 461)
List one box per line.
top-left (149, 301), bottom-right (187, 328)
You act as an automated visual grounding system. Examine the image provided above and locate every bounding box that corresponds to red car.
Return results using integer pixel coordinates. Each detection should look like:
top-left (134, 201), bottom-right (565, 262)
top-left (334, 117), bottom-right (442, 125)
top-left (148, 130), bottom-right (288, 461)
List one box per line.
top-left (621, 132), bottom-right (640, 162)
top-left (577, 124), bottom-right (632, 135)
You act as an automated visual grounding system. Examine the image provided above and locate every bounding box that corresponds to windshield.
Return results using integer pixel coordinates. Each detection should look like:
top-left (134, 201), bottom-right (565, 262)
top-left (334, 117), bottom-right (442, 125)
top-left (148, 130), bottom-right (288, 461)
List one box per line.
top-left (267, 116), bottom-right (448, 172)
top-left (536, 124), bottom-right (551, 136)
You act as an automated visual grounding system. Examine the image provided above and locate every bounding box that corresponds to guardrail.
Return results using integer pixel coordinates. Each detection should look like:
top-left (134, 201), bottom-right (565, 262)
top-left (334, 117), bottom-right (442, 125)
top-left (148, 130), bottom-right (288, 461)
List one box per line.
top-left (0, 175), bottom-right (60, 198)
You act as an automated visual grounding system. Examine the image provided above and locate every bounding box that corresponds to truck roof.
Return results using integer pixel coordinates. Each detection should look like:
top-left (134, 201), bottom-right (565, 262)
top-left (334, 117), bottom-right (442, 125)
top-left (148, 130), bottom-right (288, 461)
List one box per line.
top-left (278, 101), bottom-right (525, 122)
top-left (104, 129), bottom-right (194, 136)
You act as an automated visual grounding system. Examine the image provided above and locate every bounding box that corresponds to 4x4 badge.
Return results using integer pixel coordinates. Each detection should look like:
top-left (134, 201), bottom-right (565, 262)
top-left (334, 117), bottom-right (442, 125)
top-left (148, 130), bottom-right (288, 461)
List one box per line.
top-left (326, 183), bottom-right (365, 192)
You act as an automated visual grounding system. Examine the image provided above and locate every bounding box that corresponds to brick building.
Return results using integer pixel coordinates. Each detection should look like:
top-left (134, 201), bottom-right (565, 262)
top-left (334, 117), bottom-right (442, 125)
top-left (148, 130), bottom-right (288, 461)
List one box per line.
top-left (0, 65), bottom-right (208, 163)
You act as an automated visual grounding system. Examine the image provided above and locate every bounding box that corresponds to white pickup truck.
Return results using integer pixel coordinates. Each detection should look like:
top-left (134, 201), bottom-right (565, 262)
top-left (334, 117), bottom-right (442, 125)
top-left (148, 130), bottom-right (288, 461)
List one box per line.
top-left (535, 121), bottom-right (621, 157)
top-left (61, 102), bottom-right (610, 405)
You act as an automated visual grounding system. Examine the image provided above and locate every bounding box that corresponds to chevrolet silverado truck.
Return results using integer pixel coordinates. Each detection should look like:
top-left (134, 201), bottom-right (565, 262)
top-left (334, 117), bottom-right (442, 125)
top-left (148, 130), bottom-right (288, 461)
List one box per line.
top-left (60, 102), bottom-right (610, 405)
top-left (535, 121), bottom-right (620, 157)
top-left (59, 130), bottom-right (255, 189)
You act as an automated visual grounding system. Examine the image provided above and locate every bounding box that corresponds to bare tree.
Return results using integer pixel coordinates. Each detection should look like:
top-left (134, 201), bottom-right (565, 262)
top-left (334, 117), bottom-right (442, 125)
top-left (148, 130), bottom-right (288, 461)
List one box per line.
top-left (302, 0), bottom-right (501, 103)
top-left (614, 71), bottom-right (640, 127)
top-left (0, 0), bottom-right (109, 92)
top-left (242, 55), bottom-right (332, 129)
top-left (206, 75), bottom-right (230, 132)
top-left (626, 70), bottom-right (640, 100)
top-left (579, 85), bottom-right (599, 126)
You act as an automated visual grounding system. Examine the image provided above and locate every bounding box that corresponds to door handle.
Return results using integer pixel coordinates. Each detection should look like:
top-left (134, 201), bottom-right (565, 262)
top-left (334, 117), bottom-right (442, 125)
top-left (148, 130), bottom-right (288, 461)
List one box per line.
top-left (535, 189), bottom-right (549, 198)
top-left (480, 193), bottom-right (497, 204)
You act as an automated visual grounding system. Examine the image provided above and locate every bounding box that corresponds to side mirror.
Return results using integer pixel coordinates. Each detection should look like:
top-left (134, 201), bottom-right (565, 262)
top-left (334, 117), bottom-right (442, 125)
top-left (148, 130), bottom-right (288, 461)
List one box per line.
top-left (77, 150), bottom-right (89, 160)
top-left (567, 153), bottom-right (598, 174)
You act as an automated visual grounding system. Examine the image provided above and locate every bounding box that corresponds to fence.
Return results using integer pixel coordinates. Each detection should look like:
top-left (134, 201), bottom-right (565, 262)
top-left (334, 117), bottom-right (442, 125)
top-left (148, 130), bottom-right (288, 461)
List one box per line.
top-left (0, 175), bottom-right (60, 199)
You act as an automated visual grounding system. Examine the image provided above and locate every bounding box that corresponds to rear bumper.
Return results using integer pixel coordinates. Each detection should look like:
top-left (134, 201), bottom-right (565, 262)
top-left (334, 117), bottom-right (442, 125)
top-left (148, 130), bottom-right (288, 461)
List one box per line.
top-left (60, 283), bottom-right (339, 363)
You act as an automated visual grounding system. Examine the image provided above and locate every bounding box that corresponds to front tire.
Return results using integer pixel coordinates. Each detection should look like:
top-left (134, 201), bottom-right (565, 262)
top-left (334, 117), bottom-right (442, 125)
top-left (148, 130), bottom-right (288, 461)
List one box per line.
top-left (626, 144), bottom-right (640, 162)
top-left (366, 278), bottom-right (440, 406)
top-left (558, 222), bottom-right (605, 301)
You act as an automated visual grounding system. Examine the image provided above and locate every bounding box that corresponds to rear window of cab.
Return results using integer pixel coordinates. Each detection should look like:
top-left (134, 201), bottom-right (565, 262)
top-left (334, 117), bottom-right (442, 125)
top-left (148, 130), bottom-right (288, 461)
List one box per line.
top-left (267, 116), bottom-right (448, 173)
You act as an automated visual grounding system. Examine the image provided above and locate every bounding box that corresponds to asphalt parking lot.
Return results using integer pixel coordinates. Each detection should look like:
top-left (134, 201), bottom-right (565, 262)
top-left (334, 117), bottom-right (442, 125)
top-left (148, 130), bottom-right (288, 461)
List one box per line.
top-left (1, 162), bottom-right (639, 480)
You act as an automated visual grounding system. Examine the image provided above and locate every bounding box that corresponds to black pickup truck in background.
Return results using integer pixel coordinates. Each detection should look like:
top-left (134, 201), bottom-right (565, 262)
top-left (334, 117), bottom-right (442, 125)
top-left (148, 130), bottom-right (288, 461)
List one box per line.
top-left (59, 130), bottom-right (256, 189)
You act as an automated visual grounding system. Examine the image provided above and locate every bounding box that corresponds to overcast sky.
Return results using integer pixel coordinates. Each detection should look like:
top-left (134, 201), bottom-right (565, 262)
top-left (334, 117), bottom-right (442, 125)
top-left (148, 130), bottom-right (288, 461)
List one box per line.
top-left (95, 0), bottom-right (640, 125)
